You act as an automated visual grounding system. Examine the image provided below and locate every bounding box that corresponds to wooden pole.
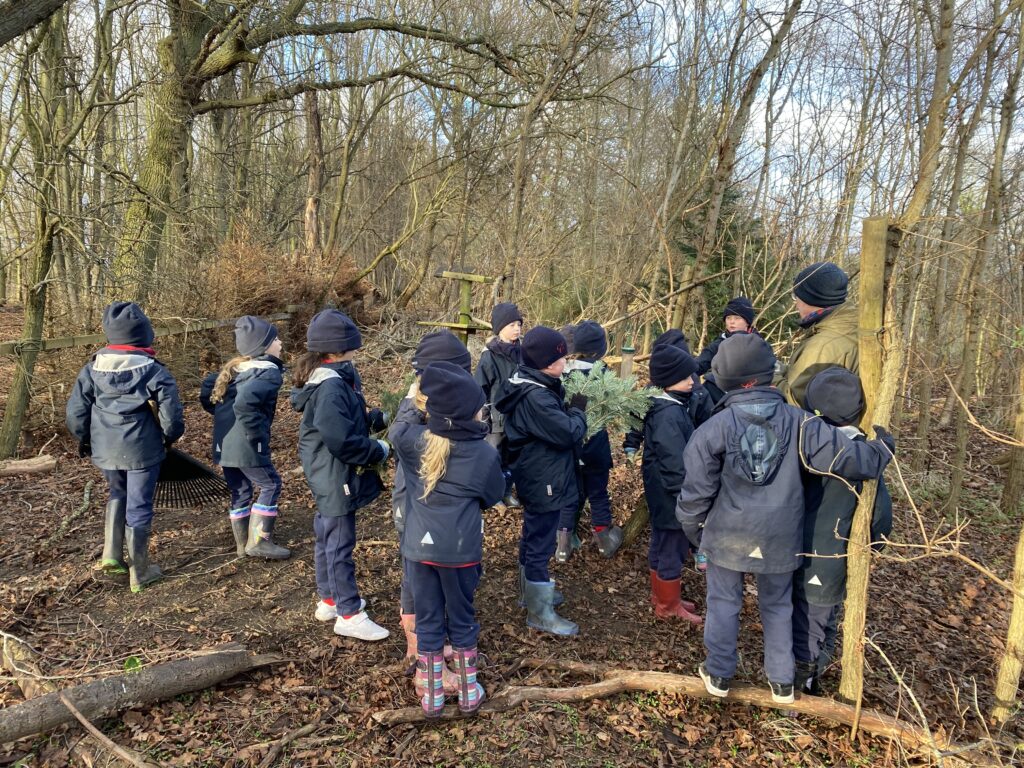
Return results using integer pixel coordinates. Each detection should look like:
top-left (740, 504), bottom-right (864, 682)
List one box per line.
top-left (619, 344), bottom-right (635, 379)
top-left (457, 277), bottom-right (473, 345)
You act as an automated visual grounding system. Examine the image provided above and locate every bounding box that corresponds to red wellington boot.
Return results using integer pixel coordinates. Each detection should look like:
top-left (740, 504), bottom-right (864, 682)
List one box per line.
top-left (651, 573), bottom-right (703, 626)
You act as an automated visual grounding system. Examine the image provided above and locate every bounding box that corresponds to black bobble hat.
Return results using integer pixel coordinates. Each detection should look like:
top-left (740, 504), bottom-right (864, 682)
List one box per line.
top-left (571, 320), bottom-right (607, 359)
top-left (804, 366), bottom-right (865, 427)
top-left (521, 326), bottom-right (568, 370)
top-left (413, 330), bottom-right (471, 374)
top-left (102, 301), bottom-right (155, 347)
top-left (711, 333), bottom-right (777, 392)
top-left (723, 296), bottom-right (756, 327)
top-left (793, 262), bottom-right (849, 307)
top-left (653, 329), bottom-right (690, 355)
top-left (306, 309), bottom-right (362, 353)
top-left (650, 344), bottom-right (697, 388)
top-left (491, 302), bottom-right (523, 335)
top-left (421, 361), bottom-right (486, 424)
top-left (234, 315), bottom-right (278, 357)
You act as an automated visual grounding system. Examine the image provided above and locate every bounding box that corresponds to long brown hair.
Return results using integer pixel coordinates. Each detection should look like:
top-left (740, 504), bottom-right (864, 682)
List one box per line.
top-left (210, 355), bottom-right (251, 403)
top-left (291, 351), bottom-right (323, 387)
top-left (418, 431), bottom-right (451, 499)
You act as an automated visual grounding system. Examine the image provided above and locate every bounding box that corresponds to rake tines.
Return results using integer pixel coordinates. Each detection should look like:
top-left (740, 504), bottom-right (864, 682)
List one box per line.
top-left (154, 448), bottom-right (230, 509)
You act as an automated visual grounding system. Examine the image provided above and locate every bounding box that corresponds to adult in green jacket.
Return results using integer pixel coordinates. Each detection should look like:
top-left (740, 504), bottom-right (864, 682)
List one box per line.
top-left (777, 262), bottom-right (858, 408)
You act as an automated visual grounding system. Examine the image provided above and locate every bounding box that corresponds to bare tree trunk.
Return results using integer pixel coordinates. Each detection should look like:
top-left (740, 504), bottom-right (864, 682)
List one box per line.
top-left (303, 89), bottom-right (324, 267)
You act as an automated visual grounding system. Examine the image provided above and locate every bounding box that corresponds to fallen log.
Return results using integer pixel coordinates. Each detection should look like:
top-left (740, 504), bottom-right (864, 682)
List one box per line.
top-left (372, 660), bottom-right (991, 765)
top-left (0, 640), bottom-right (280, 744)
top-left (0, 454), bottom-right (56, 478)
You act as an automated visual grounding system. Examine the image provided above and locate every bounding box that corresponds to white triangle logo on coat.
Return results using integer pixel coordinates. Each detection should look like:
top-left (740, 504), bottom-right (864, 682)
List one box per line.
top-left (395, 507), bottom-right (403, 519)
top-left (421, 532), bottom-right (434, 545)
top-left (808, 574), bottom-right (823, 586)
top-left (748, 546), bottom-right (763, 559)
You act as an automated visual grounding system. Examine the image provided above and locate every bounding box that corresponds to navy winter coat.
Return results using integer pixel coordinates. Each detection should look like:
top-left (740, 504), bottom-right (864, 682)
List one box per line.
top-left (624, 379), bottom-right (712, 455)
top-left (795, 426), bottom-right (894, 606)
top-left (493, 366), bottom-right (587, 514)
top-left (66, 348), bottom-right (184, 470)
top-left (566, 360), bottom-right (612, 472)
top-left (388, 395), bottom-right (426, 534)
top-left (199, 357), bottom-right (283, 467)
top-left (392, 423), bottom-right (505, 565)
top-left (475, 339), bottom-right (521, 434)
top-left (290, 362), bottom-right (387, 517)
top-left (676, 387), bottom-right (890, 574)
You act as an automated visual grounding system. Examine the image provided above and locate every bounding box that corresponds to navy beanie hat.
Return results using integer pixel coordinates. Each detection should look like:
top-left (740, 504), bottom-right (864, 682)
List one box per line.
top-left (102, 301), bottom-right (155, 347)
top-left (421, 361), bottom-right (487, 437)
top-left (723, 296), bottom-right (756, 327)
top-left (711, 333), bottom-right (777, 392)
top-left (521, 326), bottom-right (568, 370)
top-left (306, 309), bottom-right (362, 353)
top-left (653, 329), bottom-right (690, 355)
top-left (793, 262), bottom-right (849, 307)
top-left (805, 367), bottom-right (865, 427)
top-left (491, 302), bottom-right (523, 335)
top-left (413, 330), bottom-right (472, 374)
top-left (650, 344), bottom-right (697, 388)
top-left (572, 320), bottom-right (608, 359)
top-left (234, 315), bottom-right (278, 357)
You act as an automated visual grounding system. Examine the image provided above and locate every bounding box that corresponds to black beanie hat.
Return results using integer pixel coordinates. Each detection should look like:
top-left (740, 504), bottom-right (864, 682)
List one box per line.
top-left (804, 367), bottom-right (865, 427)
top-left (521, 326), bottom-right (568, 370)
top-left (491, 302), bottom-right (523, 335)
top-left (421, 361), bottom-right (486, 428)
top-left (102, 301), bottom-right (155, 347)
top-left (306, 309), bottom-right (362, 353)
top-left (793, 262), bottom-right (849, 307)
top-left (234, 315), bottom-right (278, 357)
top-left (572, 320), bottom-right (607, 359)
top-left (413, 330), bottom-right (472, 375)
top-left (650, 344), bottom-right (697, 388)
top-left (653, 329), bottom-right (690, 355)
top-left (711, 333), bottom-right (777, 392)
top-left (723, 296), bottom-right (756, 327)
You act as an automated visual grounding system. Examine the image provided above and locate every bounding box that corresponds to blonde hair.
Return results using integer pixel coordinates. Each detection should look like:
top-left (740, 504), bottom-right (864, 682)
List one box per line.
top-left (211, 355), bottom-right (252, 403)
top-left (418, 431), bottom-right (451, 499)
top-left (412, 379), bottom-right (428, 413)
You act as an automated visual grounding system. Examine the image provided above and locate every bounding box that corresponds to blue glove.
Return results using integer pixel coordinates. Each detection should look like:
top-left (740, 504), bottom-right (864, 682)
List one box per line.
top-left (624, 448), bottom-right (638, 465)
top-left (376, 439), bottom-right (391, 462)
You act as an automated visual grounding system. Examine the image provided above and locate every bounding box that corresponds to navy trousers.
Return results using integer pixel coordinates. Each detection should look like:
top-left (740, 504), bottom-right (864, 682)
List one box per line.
top-left (223, 465), bottom-right (281, 510)
top-left (704, 562), bottom-right (795, 684)
top-left (407, 560), bottom-right (481, 652)
top-left (399, 540), bottom-right (415, 614)
top-left (102, 465), bottom-right (160, 528)
top-left (313, 512), bottom-right (361, 615)
top-left (792, 596), bottom-right (837, 665)
top-left (519, 507), bottom-right (563, 582)
top-left (559, 468), bottom-right (611, 529)
top-left (648, 527), bottom-right (691, 580)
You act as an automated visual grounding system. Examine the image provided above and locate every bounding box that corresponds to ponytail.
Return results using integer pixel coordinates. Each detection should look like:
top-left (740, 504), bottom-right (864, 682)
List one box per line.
top-left (412, 379), bottom-right (428, 414)
top-left (291, 351), bottom-right (322, 387)
top-left (210, 355), bottom-right (251, 403)
top-left (418, 431), bottom-right (451, 499)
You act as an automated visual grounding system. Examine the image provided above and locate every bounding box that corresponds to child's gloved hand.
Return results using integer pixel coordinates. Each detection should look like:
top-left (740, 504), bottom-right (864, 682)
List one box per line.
top-left (78, 440), bottom-right (91, 458)
top-left (368, 408), bottom-right (389, 432)
top-left (872, 425), bottom-right (896, 455)
top-left (376, 439), bottom-right (391, 462)
top-left (568, 393), bottom-right (588, 411)
top-left (624, 448), bottom-right (639, 465)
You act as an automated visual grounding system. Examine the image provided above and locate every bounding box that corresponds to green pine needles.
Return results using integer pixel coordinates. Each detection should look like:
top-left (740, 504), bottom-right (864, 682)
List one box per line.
top-left (563, 362), bottom-right (654, 441)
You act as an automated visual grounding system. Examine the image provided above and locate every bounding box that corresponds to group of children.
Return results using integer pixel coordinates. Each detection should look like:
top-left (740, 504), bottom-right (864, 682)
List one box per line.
top-left (67, 288), bottom-right (893, 717)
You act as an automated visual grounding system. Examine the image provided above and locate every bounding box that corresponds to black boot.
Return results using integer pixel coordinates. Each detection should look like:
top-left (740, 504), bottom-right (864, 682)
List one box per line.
top-left (229, 510), bottom-right (249, 558)
top-left (795, 659), bottom-right (821, 696)
top-left (555, 529), bottom-right (573, 563)
top-left (524, 580), bottom-right (578, 636)
top-left (593, 525), bottom-right (623, 558)
top-left (96, 499), bottom-right (127, 574)
top-left (126, 525), bottom-right (162, 593)
top-left (245, 509), bottom-right (290, 559)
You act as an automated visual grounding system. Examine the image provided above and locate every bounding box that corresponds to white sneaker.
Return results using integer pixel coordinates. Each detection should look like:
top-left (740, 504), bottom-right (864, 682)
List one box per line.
top-left (333, 612), bottom-right (389, 641)
top-left (315, 598), bottom-right (366, 622)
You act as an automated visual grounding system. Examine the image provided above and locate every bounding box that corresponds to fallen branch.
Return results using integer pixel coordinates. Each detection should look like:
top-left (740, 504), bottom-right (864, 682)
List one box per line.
top-left (46, 479), bottom-right (94, 546)
top-left (257, 721), bottom-right (322, 768)
top-left (0, 454), bottom-right (57, 477)
top-left (59, 693), bottom-right (159, 768)
top-left (0, 641), bottom-right (281, 744)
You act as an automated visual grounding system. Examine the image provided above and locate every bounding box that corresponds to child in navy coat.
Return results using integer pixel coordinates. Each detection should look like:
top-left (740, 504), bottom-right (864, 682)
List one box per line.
top-left (200, 316), bottom-right (289, 560)
top-left (494, 326), bottom-right (586, 636)
top-left (475, 302), bottom-right (524, 508)
top-left (556, 320), bottom-right (623, 561)
top-left (627, 343), bottom-right (704, 625)
top-left (291, 310), bottom-right (390, 642)
top-left (676, 334), bottom-right (893, 704)
top-left (66, 301), bottom-right (184, 592)
top-left (392, 361), bottom-right (505, 718)
top-left (794, 367), bottom-right (893, 694)
top-left (694, 297), bottom-right (759, 403)
top-left (389, 330), bottom-right (472, 689)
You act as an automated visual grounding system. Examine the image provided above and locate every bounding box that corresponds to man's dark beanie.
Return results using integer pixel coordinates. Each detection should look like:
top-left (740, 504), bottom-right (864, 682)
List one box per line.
top-left (650, 344), bottom-right (697, 388)
top-left (653, 329), bottom-right (690, 355)
top-left (102, 301), bottom-right (155, 347)
top-left (572, 320), bottom-right (607, 359)
top-left (421, 361), bottom-right (486, 425)
top-left (793, 262), bottom-right (849, 307)
top-left (413, 330), bottom-right (472, 375)
top-left (521, 326), bottom-right (568, 370)
top-left (804, 367), bottom-right (865, 427)
top-left (306, 309), bottom-right (362, 353)
top-left (723, 296), bottom-right (755, 327)
top-left (491, 302), bottom-right (523, 335)
top-left (711, 333), bottom-right (777, 392)
top-left (234, 316), bottom-right (278, 357)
